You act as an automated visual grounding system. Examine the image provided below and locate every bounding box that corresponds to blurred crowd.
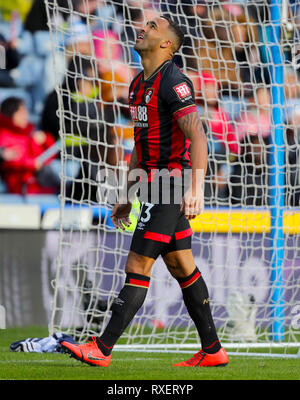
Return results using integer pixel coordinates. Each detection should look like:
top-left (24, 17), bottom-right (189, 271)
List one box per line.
top-left (0, 0), bottom-right (300, 208)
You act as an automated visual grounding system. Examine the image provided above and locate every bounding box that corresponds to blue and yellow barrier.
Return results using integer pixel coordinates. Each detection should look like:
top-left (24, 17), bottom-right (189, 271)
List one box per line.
top-left (190, 209), bottom-right (300, 234)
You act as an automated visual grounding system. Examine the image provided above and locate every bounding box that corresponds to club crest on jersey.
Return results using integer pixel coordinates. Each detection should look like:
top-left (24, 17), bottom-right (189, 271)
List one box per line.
top-left (144, 88), bottom-right (154, 104)
top-left (173, 82), bottom-right (191, 101)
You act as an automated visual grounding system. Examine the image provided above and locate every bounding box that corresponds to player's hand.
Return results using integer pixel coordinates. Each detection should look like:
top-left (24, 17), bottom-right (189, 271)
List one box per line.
top-left (111, 201), bottom-right (132, 230)
top-left (180, 184), bottom-right (204, 220)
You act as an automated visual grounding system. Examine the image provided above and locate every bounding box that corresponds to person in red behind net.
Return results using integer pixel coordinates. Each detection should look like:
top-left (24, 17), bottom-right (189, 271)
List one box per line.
top-left (189, 70), bottom-right (239, 156)
top-left (0, 97), bottom-right (58, 194)
top-left (188, 71), bottom-right (239, 205)
top-left (61, 15), bottom-right (229, 368)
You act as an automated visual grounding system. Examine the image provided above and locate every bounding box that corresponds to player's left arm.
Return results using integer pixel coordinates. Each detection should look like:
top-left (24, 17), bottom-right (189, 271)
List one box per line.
top-left (177, 111), bottom-right (208, 219)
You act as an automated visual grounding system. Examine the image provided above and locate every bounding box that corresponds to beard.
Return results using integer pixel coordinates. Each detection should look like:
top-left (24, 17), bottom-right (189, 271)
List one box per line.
top-left (133, 43), bottom-right (142, 54)
top-left (134, 38), bottom-right (148, 55)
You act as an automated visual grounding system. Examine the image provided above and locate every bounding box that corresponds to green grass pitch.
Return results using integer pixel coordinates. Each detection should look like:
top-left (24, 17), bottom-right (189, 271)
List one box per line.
top-left (0, 326), bottom-right (299, 381)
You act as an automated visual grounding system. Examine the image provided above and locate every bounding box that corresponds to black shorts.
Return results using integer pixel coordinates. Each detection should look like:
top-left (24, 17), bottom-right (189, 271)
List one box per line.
top-left (130, 199), bottom-right (193, 260)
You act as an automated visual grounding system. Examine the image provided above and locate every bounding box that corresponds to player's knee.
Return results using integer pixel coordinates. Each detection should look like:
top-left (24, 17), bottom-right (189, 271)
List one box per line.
top-left (166, 263), bottom-right (185, 279)
top-left (163, 252), bottom-right (196, 279)
top-left (163, 256), bottom-right (184, 278)
top-left (125, 251), bottom-right (153, 276)
top-left (166, 264), bottom-right (182, 278)
top-left (125, 264), bottom-right (148, 275)
top-left (163, 253), bottom-right (182, 270)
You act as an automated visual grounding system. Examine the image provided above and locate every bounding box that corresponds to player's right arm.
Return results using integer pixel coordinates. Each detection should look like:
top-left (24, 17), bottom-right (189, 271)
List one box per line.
top-left (160, 67), bottom-right (207, 219)
top-left (177, 112), bottom-right (207, 219)
top-left (111, 145), bottom-right (137, 230)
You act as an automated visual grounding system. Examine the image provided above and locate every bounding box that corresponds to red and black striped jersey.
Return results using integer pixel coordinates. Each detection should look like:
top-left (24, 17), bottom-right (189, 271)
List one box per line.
top-left (128, 60), bottom-right (197, 175)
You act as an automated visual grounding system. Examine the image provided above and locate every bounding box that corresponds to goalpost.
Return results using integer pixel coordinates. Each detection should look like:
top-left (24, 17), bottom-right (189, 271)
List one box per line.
top-left (45, 0), bottom-right (300, 357)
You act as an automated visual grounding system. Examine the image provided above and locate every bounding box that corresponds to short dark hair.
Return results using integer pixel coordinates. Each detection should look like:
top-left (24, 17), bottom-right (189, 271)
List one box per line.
top-left (160, 15), bottom-right (185, 53)
top-left (0, 97), bottom-right (24, 118)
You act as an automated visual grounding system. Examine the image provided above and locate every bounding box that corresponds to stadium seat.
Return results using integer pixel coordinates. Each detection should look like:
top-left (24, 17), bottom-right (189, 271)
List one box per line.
top-left (0, 87), bottom-right (32, 110)
top-left (64, 159), bottom-right (81, 180)
top-left (43, 50), bottom-right (66, 94)
top-left (0, 194), bottom-right (25, 204)
top-left (33, 31), bottom-right (52, 58)
top-left (16, 30), bottom-right (34, 56)
top-left (30, 81), bottom-right (46, 116)
top-left (0, 178), bottom-right (7, 193)
top-left (10, 55), bottom-right (44, 87)
top-left (11, 54), bottom-right (47, 116)
top-left (0, 21), bottom-right (11, 40)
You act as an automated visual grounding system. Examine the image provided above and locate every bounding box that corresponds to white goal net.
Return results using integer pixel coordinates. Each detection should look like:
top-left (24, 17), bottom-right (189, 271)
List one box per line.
top-left (45, 0), bottom-right (300, 357)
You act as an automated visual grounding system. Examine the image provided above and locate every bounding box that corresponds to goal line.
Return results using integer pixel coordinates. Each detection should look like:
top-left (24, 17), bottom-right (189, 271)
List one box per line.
top-left (114, 343), bottom-right (300, 359)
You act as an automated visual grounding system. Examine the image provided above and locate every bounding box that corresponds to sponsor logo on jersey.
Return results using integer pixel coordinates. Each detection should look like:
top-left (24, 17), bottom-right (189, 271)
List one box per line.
top-left (144, 88), bottom-right (154, 104)
top-left (129, 105), bottom-right (149, 127)
top-left (173, 82), bottom-right (192, 101)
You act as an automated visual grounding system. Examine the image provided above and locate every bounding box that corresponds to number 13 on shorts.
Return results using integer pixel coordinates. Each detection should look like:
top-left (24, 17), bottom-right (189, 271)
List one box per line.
top-left (139, 202), bottom-right (154, 223)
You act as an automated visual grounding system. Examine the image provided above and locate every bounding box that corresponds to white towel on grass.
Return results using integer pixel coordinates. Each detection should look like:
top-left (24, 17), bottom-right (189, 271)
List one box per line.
top-left (9, 332), bottom-right (76, 353)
